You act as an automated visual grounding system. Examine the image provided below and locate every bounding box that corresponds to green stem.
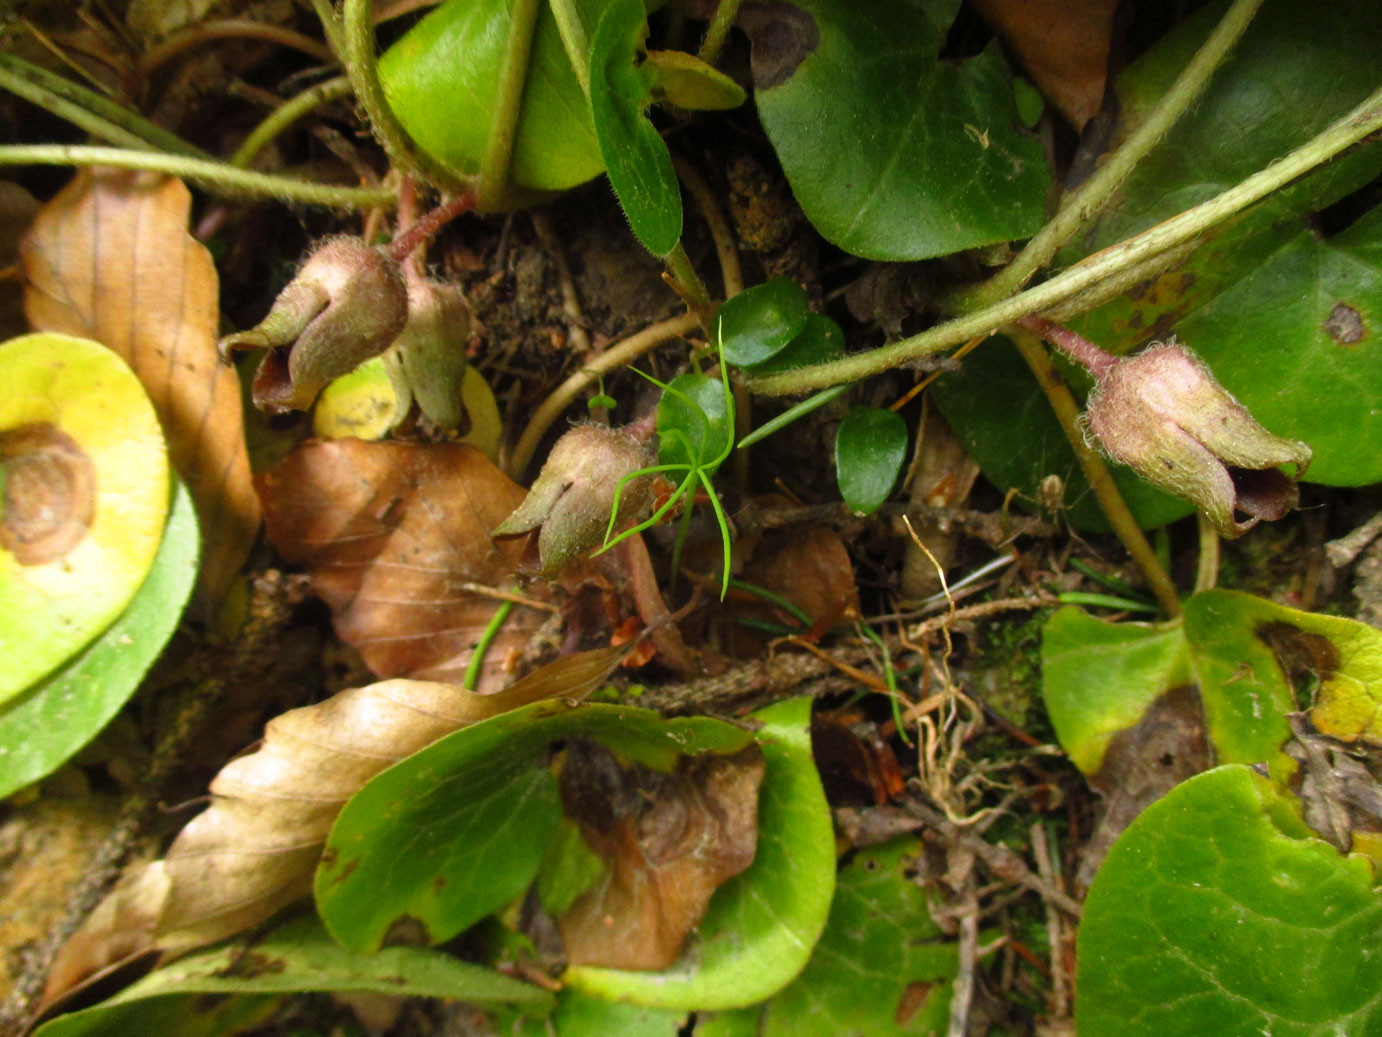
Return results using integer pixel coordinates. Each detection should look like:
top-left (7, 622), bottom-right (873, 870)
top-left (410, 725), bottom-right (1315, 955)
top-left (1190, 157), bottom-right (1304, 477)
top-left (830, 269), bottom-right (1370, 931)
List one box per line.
top-left (478, 0), bottom-right (542, 211)
top-left (0, 53), bottom-right (208, 158)
top-left (231, 75), bottom-right (353, 168)
top-left (464, 600), bottom-right (514, 690)
top-left (697, 0), bottom-right (742, 66)
top-left (340, 0), bottom-right (472, 191)
top-left (548, 0), bottom-right (591, 98)
top-left (0, 144), bottom-right (395, 208)
top-left (955, 0), bottom-right (1265, 312)
top-left (310, 0), bottom-right (348, 60)
top-left (1010, 329), bottom-right (1181, 617)
top-left (1194, 511), bottom-right (1220, 593)
top-left (664, 240), bottom-right (715, 329)
top-left (746, 80), bottom-right (1382, 397)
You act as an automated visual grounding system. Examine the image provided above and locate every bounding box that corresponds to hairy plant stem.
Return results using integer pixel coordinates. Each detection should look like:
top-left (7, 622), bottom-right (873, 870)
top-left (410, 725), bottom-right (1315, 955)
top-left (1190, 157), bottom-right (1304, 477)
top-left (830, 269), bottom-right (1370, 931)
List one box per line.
top-left (746, 81), bottom-right (1382, 397)
top-left (339, 0), bottom-right (472, 192)
top-left (663, 241), bottom-right (715, 330)
top-left (548, 0), bottom-right (591, 97)
top-left (0, 53), bottom-right (208, 158)
top-left (954, 0), bottom-right (1266, 312)
top-left (478, 0), bottom-right (541, 211)
top-left (697, 0), bottom-right (742, 66)
top-left (0, 144), bottom-right (396, 207)
top-left (1009, 329), bottom-right (1181, 617)
top-left (1195, 511), bottom-right (1220, 593)
top-left (231, 75), bottom-right (353, 168)
top-left (138, 18), bottom-right (335, 77)
top-left (507, 312), bottom-right (701, 477)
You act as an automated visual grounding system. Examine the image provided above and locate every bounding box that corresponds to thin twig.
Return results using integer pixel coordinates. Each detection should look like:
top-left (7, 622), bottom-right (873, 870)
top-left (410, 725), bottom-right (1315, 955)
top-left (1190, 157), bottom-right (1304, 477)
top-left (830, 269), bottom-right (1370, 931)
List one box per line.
top-left (1030, 821), bottom-right (1070, 1019)
top-left (231, 75), bottom-right (353, 169)
top-left (947, 878), bottom-right (980, 1037)
top-left (138, 19), bottom-right (335, 77)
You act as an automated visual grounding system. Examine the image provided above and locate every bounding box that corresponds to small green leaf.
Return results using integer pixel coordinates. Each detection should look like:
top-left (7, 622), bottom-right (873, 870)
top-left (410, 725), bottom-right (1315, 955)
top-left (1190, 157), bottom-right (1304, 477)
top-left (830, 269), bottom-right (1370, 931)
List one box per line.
top-left (379, 0), bottom-right (609, 192)
top-left (34, 915), bottom-right (549, 1037)
top-left (761, 837), bottom-right (955, 1035)
top-left (565, 697), bottom-right (835, 1010)
top-left (658, 372), bottom-right (734, 472)
top-left (589, 0), bottom-right (683, 255)
top-left (749, 0), bottom-right (1049, 260)
top-left (834, 406), bottom-right (907, 515)
top-left (745, 313), bottom-right (844, 375)
top-left (1077, 765), bottom-right (1382, 1036)
top-left (644, 50), bottom-right (746, 110)
top-left (0, 478), bottom-right (198, 798)
top-left (317, 701), bottom-right (755, 952)
top-left (715, 279), bottom-right (810, 368)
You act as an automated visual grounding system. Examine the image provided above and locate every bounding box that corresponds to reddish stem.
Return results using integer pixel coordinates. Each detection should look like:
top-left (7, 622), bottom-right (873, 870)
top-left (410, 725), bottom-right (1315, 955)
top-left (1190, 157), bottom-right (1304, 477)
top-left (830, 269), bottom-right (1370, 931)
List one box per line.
top-left (386, 192), bottom-right (476, 262)
top-left (1017, 315), bottom-right (1118, 379)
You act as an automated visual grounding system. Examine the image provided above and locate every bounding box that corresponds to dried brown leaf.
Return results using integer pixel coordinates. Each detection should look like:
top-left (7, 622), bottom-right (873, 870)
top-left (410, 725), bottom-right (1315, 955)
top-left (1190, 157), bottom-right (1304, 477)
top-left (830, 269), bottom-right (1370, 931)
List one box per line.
top-left (970, 0), bottom-right (1118, 129)
top-left (44, 645), bottom-right (628, 1003)
top-left (20, 169), bottom-right (260, 604)
top-left (257, 439), bottom-right (550, 690)
top-left (557, 742), bottom-right (765, 970)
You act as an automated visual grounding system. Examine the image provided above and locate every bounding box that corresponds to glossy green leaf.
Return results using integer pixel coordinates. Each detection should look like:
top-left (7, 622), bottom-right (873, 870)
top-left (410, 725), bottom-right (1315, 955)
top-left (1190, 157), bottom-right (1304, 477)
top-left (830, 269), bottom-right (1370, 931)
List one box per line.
top-left (589, 0), bottom-right (683, 255)
top-left (834, 406), bottom-right (907, 515)
top-left (35, 914), bottom-right (549, 1037)
top-left (317, 700), bottom-right (755, 952)
top-left (715, 278), bottom-right (809, 368)
top-left (1077, 765), bottom-right (1382, 1036)
top-left (379, 0), bottom-right (608, 192)
top-left (746, 313), bottom-right (845, 375)
top-left (749, 0), bottom-right (1048, 260)
top-left (0, 479), bottom-right (198, 798)
top-left (761, 837), bottom-right (955, 1035)
top-left (658, 372), bottom-right (734, 471)
top-left (565, 698), bottom-right (835, 1010)
top-left (938, 0), bottom-right (1382, 524)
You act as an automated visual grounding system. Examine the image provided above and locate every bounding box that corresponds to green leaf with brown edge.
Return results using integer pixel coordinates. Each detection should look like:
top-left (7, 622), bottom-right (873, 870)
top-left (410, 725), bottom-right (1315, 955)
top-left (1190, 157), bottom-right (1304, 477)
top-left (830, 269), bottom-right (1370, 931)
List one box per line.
top-left (1077, 765), bottom-right (1382, 1036)
top-left (316, 701), bottom-right (756, 952)
top-left (589, 0), bottom-right (683, 256)
top-left (35, 914), bottom-right (550, 1037)
top-left (564, 697), bottom-right (835, 1010)
top-left (748, 0), bottom-right (1049, 261)
top-left (760, 836), bottom-right (955, 1036)
top-left (935, 0), bottom-right (1382, 528)
top-left (0, 477), bottom-right (198, 798)
top-left (379, 0), bottom-right (610, 193)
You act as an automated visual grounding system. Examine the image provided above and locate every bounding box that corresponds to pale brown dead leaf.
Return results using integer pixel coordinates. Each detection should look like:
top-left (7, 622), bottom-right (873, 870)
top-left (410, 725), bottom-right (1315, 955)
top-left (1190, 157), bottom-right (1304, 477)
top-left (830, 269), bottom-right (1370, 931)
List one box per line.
top-left (257, 439), bottom-right (550, 690)
top-left (970, 0), bottom-right (1119, 130)
top-left (43, 646), bottom-right (628, 1004)
top-left (558, 741), bottom-right (765, 971)
top-left (20, 168), bottom-right (260, 604)
top-left (900, 399), bottom-right (981, 601)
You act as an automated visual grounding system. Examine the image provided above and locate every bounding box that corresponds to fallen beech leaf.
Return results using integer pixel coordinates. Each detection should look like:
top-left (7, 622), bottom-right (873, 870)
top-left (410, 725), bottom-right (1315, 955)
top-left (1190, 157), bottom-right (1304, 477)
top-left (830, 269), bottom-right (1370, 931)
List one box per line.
top-left (21, 169), bottom-right (259, 605)
top-left (44, 645), bottom-right (627, 1002)
top-left (257, 439), bottom-right (547, 690)
top-left (558, 741), bottom-right (765, 971)
top-left (970, 0), bottom-right (1118, 129)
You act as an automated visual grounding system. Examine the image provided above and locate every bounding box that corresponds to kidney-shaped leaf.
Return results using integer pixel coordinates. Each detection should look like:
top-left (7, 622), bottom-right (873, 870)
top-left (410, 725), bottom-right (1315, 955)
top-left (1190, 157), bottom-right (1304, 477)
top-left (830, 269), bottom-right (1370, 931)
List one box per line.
top-left (1077, 765), bottom-right (1382, 1036)
top-left (565, 697), bottom-right (835, 1011)
top-left (658, 372), bottom-right (734, 472)
top-left (589, 0), bottom-right (683, 255)
top-left (316, 700), bottom-right (757, 952)
top-left (748, 0), bottom-right (1049, 260)
top-left (0, 478), bottom-right (197, 798)
top-left (35, 914), bottom-right (549, 1037)
top-left (834, 406), bottom-right (907, 516)
top-left (0, 332), bottom-right (169, 706)
top-left (715, 278), bottom-right (809, 368)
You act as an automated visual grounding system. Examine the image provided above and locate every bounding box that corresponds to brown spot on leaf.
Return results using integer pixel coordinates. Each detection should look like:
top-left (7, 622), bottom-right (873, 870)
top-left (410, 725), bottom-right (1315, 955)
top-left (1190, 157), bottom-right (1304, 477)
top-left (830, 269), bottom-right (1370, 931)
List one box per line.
top-left (0, 423), bottom-right (95, 565)
top-left (740, 2), bottom-right (820, 89)
top-left (1256, 620), bottom-right (1340, 682)
top-left (382, 914), bottom-right (432, 947)
top-left (213, 952), bottom-right (285, 980)
top-left (1323, 302), bottom-right (1366, 344)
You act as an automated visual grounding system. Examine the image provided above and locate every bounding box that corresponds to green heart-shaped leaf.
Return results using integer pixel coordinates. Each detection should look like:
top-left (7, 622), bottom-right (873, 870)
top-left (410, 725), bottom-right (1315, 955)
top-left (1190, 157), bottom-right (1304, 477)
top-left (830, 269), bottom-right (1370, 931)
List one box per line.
top-left (834, 406), bottom-right (908, 515)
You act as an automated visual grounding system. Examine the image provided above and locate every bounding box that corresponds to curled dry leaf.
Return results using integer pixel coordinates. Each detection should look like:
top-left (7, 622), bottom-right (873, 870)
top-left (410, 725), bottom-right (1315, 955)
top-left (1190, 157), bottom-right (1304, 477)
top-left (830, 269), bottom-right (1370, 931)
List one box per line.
top-left (44, 645), bottom-right (629, 1005)
top-left (557, 741), bottom-right (766, 971)
top-left (257, 439), bottom-right (548, 690)
top-left (20, 169), bottom-right (260, 605)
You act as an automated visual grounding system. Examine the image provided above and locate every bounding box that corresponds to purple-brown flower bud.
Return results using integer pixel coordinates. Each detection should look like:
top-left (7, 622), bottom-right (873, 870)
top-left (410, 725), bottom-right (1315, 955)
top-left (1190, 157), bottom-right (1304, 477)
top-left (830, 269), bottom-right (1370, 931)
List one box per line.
top-left (494, 423), bottom-right (656, 575)
top-left (219, 237), bottom-right (407, 413)
top-left (382, 276), bottom-right (470, 430)
top-left (1085, 341), bottom-right (1311, 538)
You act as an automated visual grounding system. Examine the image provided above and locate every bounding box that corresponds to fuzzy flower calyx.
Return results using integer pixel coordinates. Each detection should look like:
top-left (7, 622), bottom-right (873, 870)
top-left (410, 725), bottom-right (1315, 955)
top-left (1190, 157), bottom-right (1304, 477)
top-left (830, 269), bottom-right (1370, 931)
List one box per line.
top-left (382, 275), bottom-right (470, 430)
top-left (1085, 340), bottom-right (1311, 538)
top-left (219, 237), bottom-right (407, 413)
top-left (494, 423), bottom-right (656, 575)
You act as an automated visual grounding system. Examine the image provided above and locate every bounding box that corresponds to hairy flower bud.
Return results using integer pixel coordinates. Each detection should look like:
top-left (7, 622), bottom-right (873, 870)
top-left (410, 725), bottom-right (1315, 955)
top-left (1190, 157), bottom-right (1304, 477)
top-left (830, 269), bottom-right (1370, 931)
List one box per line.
top-left (219, 237), bottom-right (407, 413)
top-left (1085, 341), bottom-right (1311, 538)
top-left (382, 276), bottom-right (470, 430)
top-left (494, 424), bottom-right (656, 575)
